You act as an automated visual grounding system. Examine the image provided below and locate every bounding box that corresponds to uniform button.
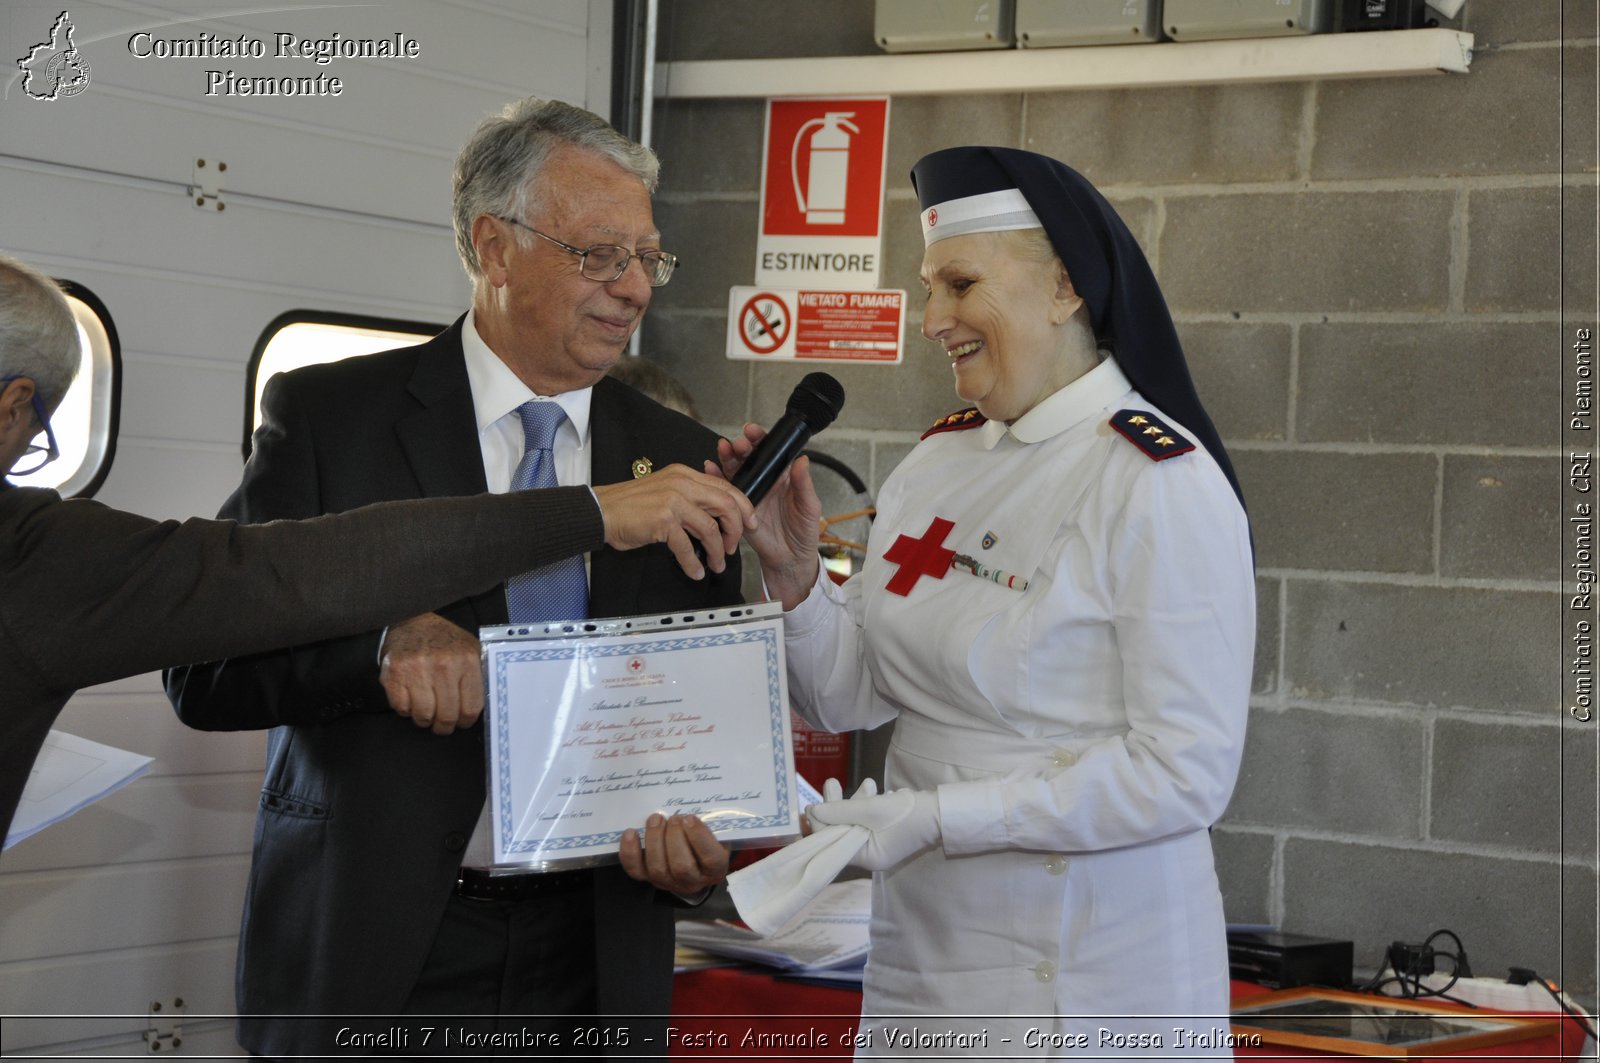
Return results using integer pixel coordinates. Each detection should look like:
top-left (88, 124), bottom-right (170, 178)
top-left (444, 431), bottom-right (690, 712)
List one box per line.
top-left (1051, 748), bottom-right (1076, 768)
top-left (1044, 855), bottom-right (1067, 876)
top-left (1034, 960), bottom-right (1057, 982)
top-left (444, 832), bottom-right (467, 852)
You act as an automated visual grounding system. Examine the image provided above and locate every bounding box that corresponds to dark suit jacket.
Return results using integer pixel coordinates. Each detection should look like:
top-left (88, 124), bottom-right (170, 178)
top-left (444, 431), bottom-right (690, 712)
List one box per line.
top-left (165, 319), bottom-right (742, 1058)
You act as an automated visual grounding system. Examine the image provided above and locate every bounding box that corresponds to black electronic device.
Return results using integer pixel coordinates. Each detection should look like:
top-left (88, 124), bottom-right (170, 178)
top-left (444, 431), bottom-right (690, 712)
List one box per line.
top-left (732, 372), bottom-right (845, 506)
top-left (1227, 929), bottom-right (1355, 990)
top-left (1338, 0), bottom-right (1430, 31)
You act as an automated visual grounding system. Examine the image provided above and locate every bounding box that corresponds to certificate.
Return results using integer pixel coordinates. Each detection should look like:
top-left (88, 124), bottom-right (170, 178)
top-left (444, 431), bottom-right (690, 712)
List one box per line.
top-left (480, 603), bottom-right (800, 870)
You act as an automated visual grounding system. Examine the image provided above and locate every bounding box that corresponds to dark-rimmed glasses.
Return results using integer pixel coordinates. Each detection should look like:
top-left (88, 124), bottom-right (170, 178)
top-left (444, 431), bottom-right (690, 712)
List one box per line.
top-left (0, 374), bottom-right (60, 476)
top-left (495, 216), bottom-right (678, 287)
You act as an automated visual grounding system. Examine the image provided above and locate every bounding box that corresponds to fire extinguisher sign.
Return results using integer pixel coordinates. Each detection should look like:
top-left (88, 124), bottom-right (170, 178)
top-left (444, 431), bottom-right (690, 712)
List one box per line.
top-left (755, 97), bottom-right (889, 291)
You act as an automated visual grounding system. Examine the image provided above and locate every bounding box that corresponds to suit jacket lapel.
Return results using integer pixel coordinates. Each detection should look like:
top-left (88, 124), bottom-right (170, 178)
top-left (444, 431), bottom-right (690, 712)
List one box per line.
top-left (395, 342), bottom-right (645, 623)
top-left (394, 318), bottom-right (506, 628)
top-left (396, 318), bottom-right (487, 501)
top-left (588, 378), bottom-right (644, 619)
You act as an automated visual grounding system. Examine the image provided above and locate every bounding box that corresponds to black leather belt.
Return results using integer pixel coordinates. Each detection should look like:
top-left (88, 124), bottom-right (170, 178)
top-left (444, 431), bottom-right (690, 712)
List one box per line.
top-left (454, 865), bottom-right (593, 901)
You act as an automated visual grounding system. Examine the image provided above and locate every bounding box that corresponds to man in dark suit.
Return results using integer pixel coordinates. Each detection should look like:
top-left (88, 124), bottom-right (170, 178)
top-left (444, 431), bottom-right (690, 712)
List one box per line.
top-left (165, 99), bottom-right (746, 1058)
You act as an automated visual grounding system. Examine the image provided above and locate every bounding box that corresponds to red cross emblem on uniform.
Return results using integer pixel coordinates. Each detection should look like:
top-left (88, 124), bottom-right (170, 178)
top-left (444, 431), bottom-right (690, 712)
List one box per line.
top-left (883, 517), bottom-right (956, 597)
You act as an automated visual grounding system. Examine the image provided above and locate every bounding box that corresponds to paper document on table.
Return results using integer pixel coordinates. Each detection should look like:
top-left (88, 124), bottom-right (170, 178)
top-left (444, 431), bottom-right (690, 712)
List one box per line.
top-left (779, 964), bottom-right (866, 988)
top-left (676, 878), bottom-right (870, 973)
top-left (5, 731), bottom-right (154, 849)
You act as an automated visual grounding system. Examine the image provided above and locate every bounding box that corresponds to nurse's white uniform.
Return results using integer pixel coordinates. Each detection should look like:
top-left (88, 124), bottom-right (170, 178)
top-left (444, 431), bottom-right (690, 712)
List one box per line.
top-left (784, 358), bottom-right (1255, 1058)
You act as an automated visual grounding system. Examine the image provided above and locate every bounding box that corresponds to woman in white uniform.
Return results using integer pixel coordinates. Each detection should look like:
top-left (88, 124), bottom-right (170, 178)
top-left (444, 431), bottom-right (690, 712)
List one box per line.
top-left (736, 147), bottom-right (1256, 1057)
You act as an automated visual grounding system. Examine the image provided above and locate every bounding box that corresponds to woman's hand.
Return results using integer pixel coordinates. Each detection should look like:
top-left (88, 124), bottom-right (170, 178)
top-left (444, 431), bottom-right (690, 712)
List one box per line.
top-left (806, 777), bottom-right (942, 872)
top-left (713, 423), bottom-right (823, 609)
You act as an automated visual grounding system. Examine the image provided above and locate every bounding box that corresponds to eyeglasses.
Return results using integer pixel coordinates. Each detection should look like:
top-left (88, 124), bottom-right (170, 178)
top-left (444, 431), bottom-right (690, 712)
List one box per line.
top-left (495, 216), bottom-right (678, 287)
top-left (0, 375), bottom-right (60, 476)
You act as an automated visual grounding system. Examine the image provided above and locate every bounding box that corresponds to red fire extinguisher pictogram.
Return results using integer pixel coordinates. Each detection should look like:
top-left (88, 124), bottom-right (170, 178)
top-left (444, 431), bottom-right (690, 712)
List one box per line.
top-left (791, 111), bottom-right (859, 227)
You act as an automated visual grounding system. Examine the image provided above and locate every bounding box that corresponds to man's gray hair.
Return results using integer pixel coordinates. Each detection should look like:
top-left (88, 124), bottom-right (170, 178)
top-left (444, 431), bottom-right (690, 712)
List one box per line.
top-left (0, 254), bottom-right (79, 412)
top-left (452, 97), bottom-right (659, 282)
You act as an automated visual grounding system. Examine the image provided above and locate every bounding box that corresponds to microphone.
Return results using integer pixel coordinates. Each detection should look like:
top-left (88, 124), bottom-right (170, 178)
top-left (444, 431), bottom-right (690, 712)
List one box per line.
top-left (732, 372), bottom-right (845, 505)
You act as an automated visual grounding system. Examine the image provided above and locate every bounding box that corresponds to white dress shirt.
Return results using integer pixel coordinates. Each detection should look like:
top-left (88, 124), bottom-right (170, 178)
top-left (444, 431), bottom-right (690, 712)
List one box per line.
top-left (459, 308), bottom-right (595, 870)
top-left (461, 307), bottom-right (593, 494)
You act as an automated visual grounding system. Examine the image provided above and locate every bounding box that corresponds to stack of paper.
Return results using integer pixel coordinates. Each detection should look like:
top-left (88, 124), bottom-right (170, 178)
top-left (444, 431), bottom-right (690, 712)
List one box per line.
top-left (677, 878), bottom-right (870, 976)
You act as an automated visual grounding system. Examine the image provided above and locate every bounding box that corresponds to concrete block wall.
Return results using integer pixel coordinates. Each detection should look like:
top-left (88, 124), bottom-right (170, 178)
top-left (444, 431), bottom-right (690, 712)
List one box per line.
top-left (646, 0), bottom-right (1597, 1000)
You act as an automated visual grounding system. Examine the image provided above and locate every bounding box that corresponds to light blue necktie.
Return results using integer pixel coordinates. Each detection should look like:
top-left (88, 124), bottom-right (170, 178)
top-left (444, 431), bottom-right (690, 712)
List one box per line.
top-left (505, 401), bottom-right (589, 623)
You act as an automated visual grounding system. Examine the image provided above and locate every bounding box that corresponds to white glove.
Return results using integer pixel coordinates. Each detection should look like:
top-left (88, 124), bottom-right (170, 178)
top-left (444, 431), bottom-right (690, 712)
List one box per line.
top-left (806, 777), bottom-right (941, 871)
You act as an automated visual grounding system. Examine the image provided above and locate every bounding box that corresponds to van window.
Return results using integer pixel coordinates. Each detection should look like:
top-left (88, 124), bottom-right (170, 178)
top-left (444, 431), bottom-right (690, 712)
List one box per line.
top-left (7, 283), bottom-right (120, 498)
top-left (245, 311), bottom-right (440, 456)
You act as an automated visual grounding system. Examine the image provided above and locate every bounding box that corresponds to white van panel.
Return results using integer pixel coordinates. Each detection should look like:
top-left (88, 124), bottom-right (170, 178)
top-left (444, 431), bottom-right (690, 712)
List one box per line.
top-left (0, 1), bottom-right (615, 1047)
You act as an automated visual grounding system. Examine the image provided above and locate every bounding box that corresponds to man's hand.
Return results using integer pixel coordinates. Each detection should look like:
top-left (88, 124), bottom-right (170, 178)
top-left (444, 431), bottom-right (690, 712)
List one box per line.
top-left (378, 612), bottom-right (483, 735)
top-left (619, 812), bottom-right (731, 895)
top-left (714, 424), bottom-right (823, 609)
top-left (592, 464), bottom-right (756, 581)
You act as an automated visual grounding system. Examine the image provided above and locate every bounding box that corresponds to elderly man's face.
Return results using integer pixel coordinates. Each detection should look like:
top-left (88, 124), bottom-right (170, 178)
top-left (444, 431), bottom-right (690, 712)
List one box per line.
top-left (478, 146), bottom-right (659, 395)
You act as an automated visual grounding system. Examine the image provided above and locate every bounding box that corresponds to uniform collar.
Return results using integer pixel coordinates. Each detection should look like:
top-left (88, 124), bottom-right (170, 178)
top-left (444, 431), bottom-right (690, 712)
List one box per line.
top-left (462, 306), bottom-right (592, 444)
top-left (979, 357), bottom-right (1132, 448)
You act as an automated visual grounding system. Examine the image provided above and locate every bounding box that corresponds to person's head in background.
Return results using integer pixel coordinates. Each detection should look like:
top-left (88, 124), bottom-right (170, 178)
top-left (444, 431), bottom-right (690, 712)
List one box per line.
top-left (0, 255), bottom-right (78, 479)
top-left (605, 355), bottom-right (702, 422)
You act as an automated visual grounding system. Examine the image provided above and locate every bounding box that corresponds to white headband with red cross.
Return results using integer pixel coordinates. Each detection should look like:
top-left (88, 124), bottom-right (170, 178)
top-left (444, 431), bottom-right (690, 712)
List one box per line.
top-left (919, 188), bottom-right (1041, 247)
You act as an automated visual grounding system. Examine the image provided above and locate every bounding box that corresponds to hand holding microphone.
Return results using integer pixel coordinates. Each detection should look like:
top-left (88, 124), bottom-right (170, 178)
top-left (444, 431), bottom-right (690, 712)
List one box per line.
top-left (731, 372), bottom-right (845, 505)
top-left (717, 372), bottom-right (844, 607)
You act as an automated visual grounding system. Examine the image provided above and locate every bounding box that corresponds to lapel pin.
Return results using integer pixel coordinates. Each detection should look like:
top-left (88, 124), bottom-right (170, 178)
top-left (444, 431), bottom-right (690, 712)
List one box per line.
top-left (631, 457), bottom-right (654, 479)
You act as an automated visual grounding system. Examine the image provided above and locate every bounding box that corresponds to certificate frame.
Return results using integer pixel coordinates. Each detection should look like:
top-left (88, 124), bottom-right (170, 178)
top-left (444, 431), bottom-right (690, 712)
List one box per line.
top-left (480, 603), bottom-right (800, 871)
top-left (1229, 987), bottom-right (1565, 1057)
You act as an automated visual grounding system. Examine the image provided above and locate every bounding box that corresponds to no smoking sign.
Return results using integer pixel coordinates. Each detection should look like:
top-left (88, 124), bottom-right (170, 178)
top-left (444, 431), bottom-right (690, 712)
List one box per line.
top-left (726, 287), bottom-right (904, 364)
top-left (738, 293), bottom-right (791, 354)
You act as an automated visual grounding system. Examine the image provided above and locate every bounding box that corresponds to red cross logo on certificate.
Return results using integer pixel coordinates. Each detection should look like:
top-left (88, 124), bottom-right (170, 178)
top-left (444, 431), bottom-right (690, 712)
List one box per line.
top-left (882, 517), bottom-right (956, 597)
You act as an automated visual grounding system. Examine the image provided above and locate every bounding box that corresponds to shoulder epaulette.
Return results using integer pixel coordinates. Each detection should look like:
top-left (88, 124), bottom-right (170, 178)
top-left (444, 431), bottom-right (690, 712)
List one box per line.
top-left (1109, 409), bottom-right (1194, 461)
top-left (921, 407), bottom-right (987, 440)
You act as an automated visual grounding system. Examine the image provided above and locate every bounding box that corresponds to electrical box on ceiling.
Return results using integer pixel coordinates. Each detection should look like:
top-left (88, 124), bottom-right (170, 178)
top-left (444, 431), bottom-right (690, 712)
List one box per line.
top-left (1164, 0), bottom-right (1332, 40)
top-left (875, 0), bottom-right (1014, 53)
top-left (1016, 0), bottom-right (1163, 47)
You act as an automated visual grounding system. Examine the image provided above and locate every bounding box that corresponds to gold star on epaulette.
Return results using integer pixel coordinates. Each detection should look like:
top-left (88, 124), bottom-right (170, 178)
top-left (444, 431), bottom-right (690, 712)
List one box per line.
top-left (921, 406), bottom-right (989, 440)
top-left (1109, 409), bottom-right (1196, 462)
